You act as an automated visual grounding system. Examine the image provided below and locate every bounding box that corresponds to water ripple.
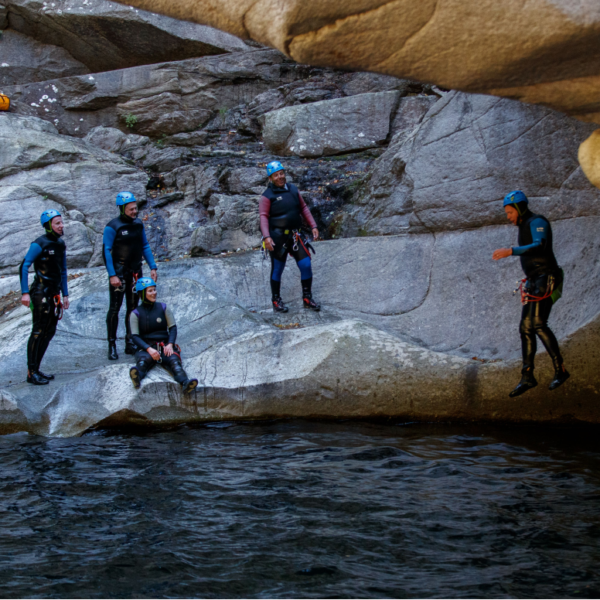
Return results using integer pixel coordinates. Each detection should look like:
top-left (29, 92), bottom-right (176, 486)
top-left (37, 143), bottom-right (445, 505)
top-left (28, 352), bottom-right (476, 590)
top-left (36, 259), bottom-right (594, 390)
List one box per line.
top-left (0, 421), bottom-right (599, 598)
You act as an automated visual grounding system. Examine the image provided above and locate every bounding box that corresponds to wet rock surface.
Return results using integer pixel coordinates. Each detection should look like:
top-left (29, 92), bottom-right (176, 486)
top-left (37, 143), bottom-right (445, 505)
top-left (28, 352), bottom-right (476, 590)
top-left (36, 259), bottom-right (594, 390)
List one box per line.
top-left (0, 246), bottom-right (599, 437)
top-left (1, 5), bottom-right (600, 435)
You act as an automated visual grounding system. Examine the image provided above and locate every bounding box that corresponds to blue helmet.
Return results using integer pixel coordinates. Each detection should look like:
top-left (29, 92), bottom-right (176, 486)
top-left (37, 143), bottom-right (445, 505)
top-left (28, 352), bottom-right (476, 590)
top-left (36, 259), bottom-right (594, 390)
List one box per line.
top-left (116, 191), bottom-right (136, 206)
top-left (503, 190), bottom-right (528, 207)
top-left (135, 277), bottom-right (156, 293)
top-left (266, 161), bottom-right (284, 177)
top-left (40, 209), bottom-right (61, 227)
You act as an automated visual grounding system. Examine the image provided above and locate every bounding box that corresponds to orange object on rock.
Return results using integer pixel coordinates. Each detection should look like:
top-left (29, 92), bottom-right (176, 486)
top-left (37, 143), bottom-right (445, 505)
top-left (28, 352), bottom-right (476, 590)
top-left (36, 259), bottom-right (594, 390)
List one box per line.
top-left (0, 94), bottom-right (10, 111)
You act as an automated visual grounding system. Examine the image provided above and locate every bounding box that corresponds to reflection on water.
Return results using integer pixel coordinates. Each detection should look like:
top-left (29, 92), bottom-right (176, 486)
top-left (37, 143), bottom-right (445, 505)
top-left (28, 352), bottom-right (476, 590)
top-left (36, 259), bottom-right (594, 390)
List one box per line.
top-left (0, 420), bottom-right (599, 598)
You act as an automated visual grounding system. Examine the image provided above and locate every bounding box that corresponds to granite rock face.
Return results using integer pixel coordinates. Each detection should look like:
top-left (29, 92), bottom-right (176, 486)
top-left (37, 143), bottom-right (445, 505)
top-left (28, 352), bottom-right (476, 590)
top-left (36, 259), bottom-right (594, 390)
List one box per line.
top-left (263, 91), bottom-right (400, 157)
top-left (110, 0), bottom-right (600, 125)
top-left (0, 241), bottom-right (599, 438)
top-left (0, 29), bottom-right (89, 86)
top-left (2, 0), bottom-right (248, 74)
top-left (2, 49), bottom-right (310, 137)
top-left (0, 114), bottom-right (146, 274)
top-left (341, 92), bottom-right (600, 237)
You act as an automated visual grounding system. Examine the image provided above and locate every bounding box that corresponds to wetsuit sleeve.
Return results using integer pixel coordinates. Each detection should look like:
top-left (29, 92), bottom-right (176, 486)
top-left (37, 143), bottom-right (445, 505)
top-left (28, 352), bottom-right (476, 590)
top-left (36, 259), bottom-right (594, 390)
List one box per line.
top-left (512, 217), bottom-right (548, 256)
top-left (103, 226), bottom-right (117, 277)
top-left (299, 193), bottom-right (317, 230)
top-left (129, 311), bottom-right (150, 351)
top-left (165, 306), bottom-right (177, 345)
top-left (259, 196), bottom-right (271, 238)
top-left (142, 227), bottom-right (157, 270)
top-left (20, 243), bottom-right (42, 294)
top-left (61, 251), bottom-right (69, 297)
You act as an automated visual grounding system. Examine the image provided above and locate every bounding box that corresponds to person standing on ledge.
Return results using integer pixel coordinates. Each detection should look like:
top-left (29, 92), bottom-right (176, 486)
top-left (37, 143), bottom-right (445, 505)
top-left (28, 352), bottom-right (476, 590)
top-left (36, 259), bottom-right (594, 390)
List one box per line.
top-left (20, 210), bottom-right (69, 385)
top-left (128, 278), bottom-right (198, 395)
top-left (493, 190), bottom-right (569, 397)
top-left (103, 192), bottom-right (157, 361)
top-left (260, 161), bottom-right (321, 313)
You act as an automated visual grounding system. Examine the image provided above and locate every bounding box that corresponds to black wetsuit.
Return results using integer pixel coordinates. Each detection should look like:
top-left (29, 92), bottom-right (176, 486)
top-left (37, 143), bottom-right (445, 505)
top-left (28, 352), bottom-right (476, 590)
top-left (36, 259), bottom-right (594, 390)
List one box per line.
top-left (19, 233), bottom-right (68, 373)
top-left (103, 214), bottom-right (157, 345)
top-left (130, 301), bottom-right (189, 385)
top-left (260, 182), bottom-right (315, 299)
top-left (513, 211), bottom-right (563, 369)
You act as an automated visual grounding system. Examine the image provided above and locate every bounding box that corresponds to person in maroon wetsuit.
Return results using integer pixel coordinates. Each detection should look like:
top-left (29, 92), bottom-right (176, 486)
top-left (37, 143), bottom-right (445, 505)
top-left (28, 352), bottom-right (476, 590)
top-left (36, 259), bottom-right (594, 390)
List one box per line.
top-left (259, 161), bottom-right (320, 313)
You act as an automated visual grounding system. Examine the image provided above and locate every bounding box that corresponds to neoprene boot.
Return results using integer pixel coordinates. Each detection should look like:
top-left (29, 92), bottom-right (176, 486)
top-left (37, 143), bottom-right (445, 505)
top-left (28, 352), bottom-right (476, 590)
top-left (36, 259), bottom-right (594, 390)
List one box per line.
top-left (124, 337), bottom-right (137, 355)
top-left (129, 366), bottom-right (142, 389)
top-left (183, 378), bottom-right (199, 394)
top-left (509, 366), bottom-right (538, 398)
top-left (272, 296), bottom-right (288, 313)
top-left (37, 370), bottom-right (54, 381)
top-left (302, 278), bottom-right (320, 311)
top-left (27, 370), bottom-right (49, 386)
top-left (170, 360), bottom-right (199, 394)
top-left (549, 362), bottom-right (570, 391)
top-left (108, 340), bottom-right (118, 361)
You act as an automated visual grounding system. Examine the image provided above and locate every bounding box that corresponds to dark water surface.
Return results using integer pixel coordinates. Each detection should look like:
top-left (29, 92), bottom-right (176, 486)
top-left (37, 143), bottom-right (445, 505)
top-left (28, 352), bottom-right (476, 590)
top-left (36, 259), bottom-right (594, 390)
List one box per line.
top-left (0, 421), bottom-right (599, 599)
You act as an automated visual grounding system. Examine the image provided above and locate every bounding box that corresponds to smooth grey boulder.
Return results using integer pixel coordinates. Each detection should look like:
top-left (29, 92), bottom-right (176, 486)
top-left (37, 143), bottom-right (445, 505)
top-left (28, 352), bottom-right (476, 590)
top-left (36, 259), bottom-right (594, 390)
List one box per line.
top-left (0, 243), bottom-right (599, 438)
top-left (0, 29), bottom-right (89, 86)
top-left (3, 0), bottom-right (248, 73)
top-left (263, 91), bottom-right (401, 157)
top-left (343, 91), bottom-right (600, 236)
top-left (3, 49), bottom-right (306, 138)
top-left (0, 114), bottom-right (146, 274)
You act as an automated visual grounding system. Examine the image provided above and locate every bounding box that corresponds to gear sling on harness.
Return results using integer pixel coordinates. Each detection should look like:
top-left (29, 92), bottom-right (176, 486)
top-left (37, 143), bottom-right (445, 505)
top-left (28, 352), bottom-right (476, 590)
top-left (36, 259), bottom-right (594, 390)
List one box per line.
top-left (515, 268), bottom-right (564, 305)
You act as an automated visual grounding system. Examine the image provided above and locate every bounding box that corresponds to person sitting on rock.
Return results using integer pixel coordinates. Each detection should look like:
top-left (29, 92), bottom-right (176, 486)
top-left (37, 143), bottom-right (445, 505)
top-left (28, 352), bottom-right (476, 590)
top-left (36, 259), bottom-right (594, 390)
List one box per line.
top-left (260, 161), bottom-right (321, 313)
top-left (128, 277), bottom-right (198, 394)
top-left (103, 191), bottom-right (158, 361)
top-left (493, 190), bottom-right (570, 397)
top-left (19, 209), bottom-right (70, 385)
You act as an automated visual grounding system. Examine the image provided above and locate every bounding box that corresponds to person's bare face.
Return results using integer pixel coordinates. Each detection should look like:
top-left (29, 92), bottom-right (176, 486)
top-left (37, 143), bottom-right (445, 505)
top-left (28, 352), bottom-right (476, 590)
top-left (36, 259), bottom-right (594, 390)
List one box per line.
top-left (270, 170), bottom-right (286, 187)
top-left (145, 286), bottom-right (157, 302)
top-left (504, 205), bottom-right (519, 226)
top-left (124, 202), bottom-right (138, 219)
top-left (51, 216), bottom-right (64, 236)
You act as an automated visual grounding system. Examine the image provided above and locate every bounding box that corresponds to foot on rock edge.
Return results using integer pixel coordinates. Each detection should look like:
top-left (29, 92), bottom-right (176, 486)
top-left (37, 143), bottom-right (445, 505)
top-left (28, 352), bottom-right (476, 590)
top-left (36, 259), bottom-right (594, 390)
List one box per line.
top-left (27, 371), bottom-right (49, 385)
top-left (108, 342), bottom-right (118, 361)
top-left (303, 296), bottom-right (321, 311)
top-left (37, 370), bottom-right (54, 380)
top-left (272, 297), bottom-right (288, 313)
top-left (130, 367), bottom-right (141, 390)
top-left (183, 379), bottom-right (198, 394)
top-left (549, 367), bottom-right (570, 391)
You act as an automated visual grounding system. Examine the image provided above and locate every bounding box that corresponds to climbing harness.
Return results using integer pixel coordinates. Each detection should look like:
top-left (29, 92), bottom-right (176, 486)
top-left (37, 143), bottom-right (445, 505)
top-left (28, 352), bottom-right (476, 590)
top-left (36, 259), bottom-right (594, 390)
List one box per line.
top-left (152, 341), bottom-right (181, 363)
top-left (292, 230), bottom-right (315, 256)
top-left (513, 270), bottom-right (563, 305)
top-left (53, 295), bottom-right (63, 320)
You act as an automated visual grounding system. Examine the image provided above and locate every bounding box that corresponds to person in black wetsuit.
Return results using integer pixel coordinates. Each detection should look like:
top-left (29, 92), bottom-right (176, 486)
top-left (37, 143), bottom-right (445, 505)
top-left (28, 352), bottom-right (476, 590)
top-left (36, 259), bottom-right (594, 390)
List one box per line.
top-left (19, 209), bottom-right (70, 385)
top-left (493, 190), bottom-right (570, 397)
top-left (259, 160), bottom-right (320, 313)
top-left (103, 191), bottom-right (158, 361)
top-left (128, 278), bottom-right (198, 394)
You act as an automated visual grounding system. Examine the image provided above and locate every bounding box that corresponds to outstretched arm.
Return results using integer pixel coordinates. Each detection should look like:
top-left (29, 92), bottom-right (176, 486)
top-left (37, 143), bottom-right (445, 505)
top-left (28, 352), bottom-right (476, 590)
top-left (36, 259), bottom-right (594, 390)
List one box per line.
top-left (512, 218), bottom-right (548, 255)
